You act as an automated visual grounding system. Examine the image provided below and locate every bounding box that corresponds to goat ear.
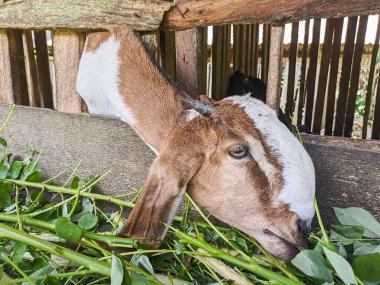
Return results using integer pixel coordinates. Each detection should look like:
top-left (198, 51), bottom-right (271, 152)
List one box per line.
top-left (117, 157), bottom-right (191, 246)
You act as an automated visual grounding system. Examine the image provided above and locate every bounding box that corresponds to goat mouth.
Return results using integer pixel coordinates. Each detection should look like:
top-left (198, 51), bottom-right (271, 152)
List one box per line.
top-left (263, 229), bottom-right (301, 260)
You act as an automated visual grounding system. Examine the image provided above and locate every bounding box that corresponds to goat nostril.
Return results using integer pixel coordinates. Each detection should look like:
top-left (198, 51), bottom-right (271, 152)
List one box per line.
top-left (297, 219), bottom-right (311, 235)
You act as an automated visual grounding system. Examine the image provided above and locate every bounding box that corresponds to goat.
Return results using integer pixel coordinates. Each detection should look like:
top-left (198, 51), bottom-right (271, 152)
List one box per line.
top-left (76, 28), bottom-right (315, 260)
top-left (227, 70), bottom-right (311, 134)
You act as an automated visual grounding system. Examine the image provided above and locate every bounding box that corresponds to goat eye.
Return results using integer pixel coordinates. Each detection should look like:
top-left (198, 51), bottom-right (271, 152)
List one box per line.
top-left (229, 146), bottom-right (248, 159)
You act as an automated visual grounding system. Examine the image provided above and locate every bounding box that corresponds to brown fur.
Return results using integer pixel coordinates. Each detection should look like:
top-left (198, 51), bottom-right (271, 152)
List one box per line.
top-left (83, 28), bottom-right (309, 260)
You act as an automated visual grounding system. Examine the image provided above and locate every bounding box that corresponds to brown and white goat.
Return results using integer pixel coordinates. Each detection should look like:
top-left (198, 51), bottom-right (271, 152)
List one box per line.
top-left (76, 28), bottom-right (315, 260)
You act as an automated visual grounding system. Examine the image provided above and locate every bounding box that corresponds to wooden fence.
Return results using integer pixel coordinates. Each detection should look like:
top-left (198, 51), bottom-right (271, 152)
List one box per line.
top-left (0, 0), bottom-right (379, 140)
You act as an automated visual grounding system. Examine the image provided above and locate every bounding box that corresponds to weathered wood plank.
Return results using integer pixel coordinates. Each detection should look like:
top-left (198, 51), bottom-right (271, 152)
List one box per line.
top-left (162, 0), bottom-right (380, 30)
top-left (0, 30), bottom-right (13, 104)
top-left (7, 30), bottom-right (29, 106)
top-left (334, 17), bottom-right (358, 136)
top-left (362, 17), bottom-right (380, 139)
top-left (304, 18), bottom-right (321, 129)
top-left (324, 18), bottom-right (344, 136)
top-left (0, 0), bottom-right (172, 31)
top-left (296, 19), bottom-right (310, 125)
top-left (1, 105), bottom-right (379, 224)
top-left (344, 16), bottom-right (368, 138)
top-left (312, 18), bottom-right (334, 133)
top-left (175, 28), bottom-right (207, 97)
top-left (53, 31), bottom-right (82, 113)
top-left (160, 31), bottom-right (176, 81)
top-left (266, 25), bottom-right (284, 111)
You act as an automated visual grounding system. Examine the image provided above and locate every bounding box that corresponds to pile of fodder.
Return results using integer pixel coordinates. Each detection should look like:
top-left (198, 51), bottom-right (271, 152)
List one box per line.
top-left (0, 105), bottom-right (379, 285)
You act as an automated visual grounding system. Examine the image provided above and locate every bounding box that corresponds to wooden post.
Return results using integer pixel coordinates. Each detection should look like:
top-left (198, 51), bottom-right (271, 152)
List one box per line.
top-left (266, 25), bottom-right (284, 111)
top-left (53, 31), bottom-right (83, 113)
top-left (159, 30), bottom-right (176, 81)
top-left (175, 28), bottom-right (207, 98)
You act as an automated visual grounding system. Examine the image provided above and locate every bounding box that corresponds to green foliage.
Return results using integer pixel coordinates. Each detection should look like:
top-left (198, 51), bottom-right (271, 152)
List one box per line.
top-left (0, 105), bottom-right (380, 285)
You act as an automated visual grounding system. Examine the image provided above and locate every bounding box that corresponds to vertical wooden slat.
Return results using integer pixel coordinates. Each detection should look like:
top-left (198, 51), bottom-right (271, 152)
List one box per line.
top-left (362, 16), bottom-right (380, 139)
top-left (285, 22), bottom-right (299, 115)
top-left (344, 15), bottom-right (368, 137)
top-left (312, 19), bottom-right (335, 133)
top-left (212, 26), bottom-right (223, 101)
top-left (304, 18), bottom-right (321, 129)
top-left (334, 16), bottom-right (358, 136)
top-left (324, 18), bottom-right (344, 136)
top-left (372, 73), bottom-right (380, 139)
top-left (0, 34), bottom-right (13, 103)
top-left (261, 24), bottom-right (271, 83)
top-left (22, 31), bottom-right (41, 107)
top-left (297, 19), bottom-right (310, 125)
top-left (222, 25), bottom-right (232, 97)
top-left (160, 30), bottom-right (176, 81)
top-left (240, 25), bottom-right (248, 74)
top-left (53, 31), bottom-right (82, 113)
top-left (266, 25), bottom-right (284, 111)
top-left (246, 25), bottom-right (253, 75)
top-left (176, 29), bottom-right (200, 97)
top-left (7, 30), bottom-right (29, 106)
top-left (34, 31), bottom-right (54, 109)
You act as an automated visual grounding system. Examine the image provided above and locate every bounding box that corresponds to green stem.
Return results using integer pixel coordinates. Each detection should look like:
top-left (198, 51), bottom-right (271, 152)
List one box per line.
top-left (0, 104), bottom-right (15, 134)
top-left (3, 178), bottom-right (135, 208)
top-left (15, 186), bottom-right (23, 231)
top-left (172, 227), bottom-right (304, 285)
top-left (0, 223), bottom-right (111, 276)
top-left (314, 198), bottom-right (330, 245)
top-left (0, 270), bottom-right (95, 284)
top-left (2, 253), bottom-right (36, 285)
top-left (0, 213), bottom-right (136, 248)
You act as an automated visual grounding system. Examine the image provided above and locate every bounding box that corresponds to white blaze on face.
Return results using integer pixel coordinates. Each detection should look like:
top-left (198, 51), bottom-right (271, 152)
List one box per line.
top-left (225, 96), bottom-right (316, 226)
top-left (76, 35), bottom-right (136, 126)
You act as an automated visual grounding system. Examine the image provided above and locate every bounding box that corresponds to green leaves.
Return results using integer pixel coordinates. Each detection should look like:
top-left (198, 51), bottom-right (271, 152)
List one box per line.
top-left (291, 250), bottom-right (333, 282)
top-left (111, 255), bottom-right (124, 285)
top-left (0, 137), bottom-right (7, 147)
top-left (323, 246), bottom-right (357, 284)
top-left (352, 253), bottom-right (380, 283)
top-left (334, 207), bottom-right (380, 237)
top-left (55, 217), bottom-right (82, 243)
top-left (78, 213), bottom-right (98, 230)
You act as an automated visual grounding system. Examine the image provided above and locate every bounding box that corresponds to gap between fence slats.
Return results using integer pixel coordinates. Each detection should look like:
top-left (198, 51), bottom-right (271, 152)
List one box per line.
top-left (304, 18), bottom-right (321, 129)
top-left (34, 31), bottom-right (54, 109)
top-left (324, 18), bottom-right (344, 136)
top-left (296, 19), bottom-right (310, 125)
top-left (334, 16), bottom-right (358, 136)
top-left (159, 31), bottom-right (176, 81)
top-left (312, 18), bottom-right (335, 133)
top-left (372, 72), bottom-right (380, 139)
top-left (362, 17), bottom-right (380, 139)
top-left (266, 25), bottom-right (284, 110)
top-left (22, 31), bottom-right (41, 107)
top-left (344, 16), bottom-right (368, 137)
top-left (285, 22), bottom-right (299, 115)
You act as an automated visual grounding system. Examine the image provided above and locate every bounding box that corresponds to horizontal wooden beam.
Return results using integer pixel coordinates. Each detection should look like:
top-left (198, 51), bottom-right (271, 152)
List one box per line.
top-left (0, 0), bottom-right (379, 31)
top-left (0, 0), bottom-right (172, 31)
top-left (161, 0), bottom-right (380, 30)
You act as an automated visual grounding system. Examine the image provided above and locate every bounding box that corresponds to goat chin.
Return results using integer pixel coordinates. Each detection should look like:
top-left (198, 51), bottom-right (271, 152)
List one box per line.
top-left (245, 229), bottom-right (308, 261)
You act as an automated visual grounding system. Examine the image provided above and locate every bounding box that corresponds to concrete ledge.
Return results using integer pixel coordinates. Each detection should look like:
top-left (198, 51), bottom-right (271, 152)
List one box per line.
top-left (1, 105), bottom-right (379, 225)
